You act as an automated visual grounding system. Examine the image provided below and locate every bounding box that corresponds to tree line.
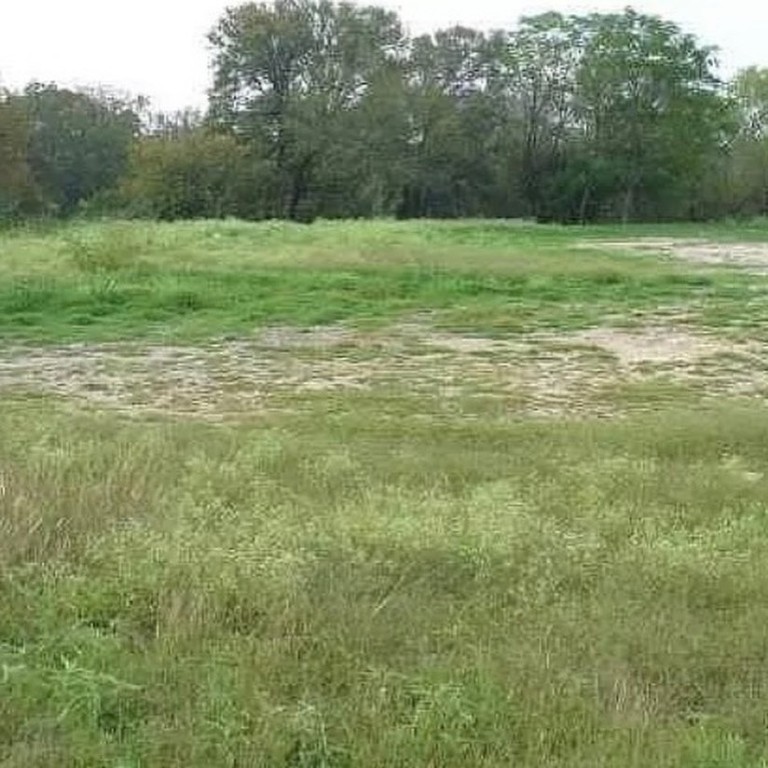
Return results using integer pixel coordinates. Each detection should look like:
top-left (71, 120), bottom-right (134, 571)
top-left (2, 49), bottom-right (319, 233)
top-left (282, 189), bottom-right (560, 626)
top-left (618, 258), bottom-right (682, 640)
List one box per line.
top-left (3, 1), bottom-right (768, 224)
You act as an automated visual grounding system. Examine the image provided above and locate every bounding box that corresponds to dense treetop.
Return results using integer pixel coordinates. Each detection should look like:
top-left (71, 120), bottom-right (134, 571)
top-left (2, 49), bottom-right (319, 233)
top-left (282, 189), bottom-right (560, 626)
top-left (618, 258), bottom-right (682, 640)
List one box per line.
top-left (1, 1), bottom-right (768, 223)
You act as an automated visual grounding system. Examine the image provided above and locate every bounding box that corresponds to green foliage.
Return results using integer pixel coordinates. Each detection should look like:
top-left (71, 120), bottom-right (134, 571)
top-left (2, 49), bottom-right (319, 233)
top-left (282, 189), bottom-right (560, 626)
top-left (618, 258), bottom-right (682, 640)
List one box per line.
top-left (4, 220), bottom-right (768, 764)
top-left (1, 4), bottom-right (766, 223)
top-left (0, 219), bottom-right (757, 343)
top-left (573, 10), bottom-right (728, 222)
top-left (208, 0), bottom-right (405, 221)
top-left (492, 12), bottom-right (581, 218)
top-left (22, 83), bottom-right (139, 215)
top-left (118, 131), bottom-right (248, 220)
top-left (721, 68), bottom-right (768, 217)
top-left (5, 397), bottom-right (768, 765)
top-left (60, 222), bottom-right (154, 273)
top-left (200, 3), bottom-right (738, 223)
top-left (0, 94), bottom-right (40, 220)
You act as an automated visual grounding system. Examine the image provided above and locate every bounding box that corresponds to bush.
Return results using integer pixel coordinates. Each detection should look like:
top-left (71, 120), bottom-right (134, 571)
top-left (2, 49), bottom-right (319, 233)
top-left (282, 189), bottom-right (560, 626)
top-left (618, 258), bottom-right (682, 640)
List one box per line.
top-left (60, 223), bottom-right (154, 273)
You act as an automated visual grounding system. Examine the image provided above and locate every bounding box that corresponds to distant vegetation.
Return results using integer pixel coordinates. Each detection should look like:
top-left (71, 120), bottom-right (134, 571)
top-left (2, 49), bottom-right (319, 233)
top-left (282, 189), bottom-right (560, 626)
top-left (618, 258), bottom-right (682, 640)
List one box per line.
top-left (5, 220), bottom-right (768, 765)
top-left (1, 218), bottom-right (759, 343)
top-left (3, 2), bottom-right (768, 224)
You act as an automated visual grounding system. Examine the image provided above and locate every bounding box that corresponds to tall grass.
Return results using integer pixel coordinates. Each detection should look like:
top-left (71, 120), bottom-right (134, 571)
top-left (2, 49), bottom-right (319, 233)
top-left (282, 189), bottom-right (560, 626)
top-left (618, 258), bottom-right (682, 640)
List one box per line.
top-left (3, 220), bottom-right (768, 765)
top-left (0, 219), bottom-right (763, 343)
top-left (3, 397), bottom-right (768, 766)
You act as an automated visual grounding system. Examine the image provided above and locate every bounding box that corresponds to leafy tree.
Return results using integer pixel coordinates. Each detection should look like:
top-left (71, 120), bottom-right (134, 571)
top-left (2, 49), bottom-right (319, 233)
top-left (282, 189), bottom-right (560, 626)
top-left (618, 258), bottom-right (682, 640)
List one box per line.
top-left (733, 67), bottom-right (768, 139)
top-left (725, 68), bottom-right (768, 216)
top-left (491, 13), bottom-right (582, 218)
top-left (208, 0), bottom-right (404, 220)
top-left (144, 107), bottom-right (205, 139)
top-left (202, 2), bottom-right (735, 223)
top-left (3, 2), bottom-right (741, 224)
top-left (22, 83), bottom-right (139, 214)
top-left (573, 9), bottom-right (727, 222)
top-left (0, 91), bottom-right (39, 219)
top-left (395, 26), bottom-right (507, 218)
top-left (118, 130), bottom-right (248, 220)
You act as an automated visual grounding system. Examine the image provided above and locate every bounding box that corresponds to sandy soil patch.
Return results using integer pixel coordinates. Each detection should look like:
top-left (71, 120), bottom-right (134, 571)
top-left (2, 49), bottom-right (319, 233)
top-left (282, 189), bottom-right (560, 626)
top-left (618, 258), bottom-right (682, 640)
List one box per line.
top-left (571, 327), bottom-right (726, 366)
top-left (593, 238), bottom-right (768, 273)
top-left (1, 321), bottom-right (765, 421)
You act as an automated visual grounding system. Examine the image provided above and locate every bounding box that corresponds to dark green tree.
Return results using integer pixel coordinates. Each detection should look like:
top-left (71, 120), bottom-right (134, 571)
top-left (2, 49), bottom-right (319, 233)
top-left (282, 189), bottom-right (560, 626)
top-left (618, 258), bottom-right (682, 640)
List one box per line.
top-left (22, 83), bottom-right (140, 214)
top-left (724, 68), bottom-right (768, 216)
top-left (208, 0), bottom-right (404, 220)
top-left (396, 26), bottom-right (500, 218)
top-left (573, 9), bottom-right (727, 222)
top-left (0, 91), bottom-right (39, 219)
top-left (118, 130), bottom-right (248, 220)
top-left (491, 13), bottom-right (582, 218)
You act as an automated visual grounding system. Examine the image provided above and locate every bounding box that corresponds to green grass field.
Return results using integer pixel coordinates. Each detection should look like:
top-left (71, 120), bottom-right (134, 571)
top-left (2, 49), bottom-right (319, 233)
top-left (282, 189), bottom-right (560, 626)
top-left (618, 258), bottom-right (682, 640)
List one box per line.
top-left (4, 219), bottom-right (768, 766)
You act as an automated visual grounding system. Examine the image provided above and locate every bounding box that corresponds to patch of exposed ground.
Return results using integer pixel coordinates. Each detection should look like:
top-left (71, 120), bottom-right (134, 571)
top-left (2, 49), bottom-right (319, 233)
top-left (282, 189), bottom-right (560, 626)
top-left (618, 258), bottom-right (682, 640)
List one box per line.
top-left (591, 238), bottom-right (768, 274)
top-left (1, 322), bottom-right (766, 421)
top-left (571, 327), bottom-right (725, 366)
top-left (568, 326), bottom-right (767, 402)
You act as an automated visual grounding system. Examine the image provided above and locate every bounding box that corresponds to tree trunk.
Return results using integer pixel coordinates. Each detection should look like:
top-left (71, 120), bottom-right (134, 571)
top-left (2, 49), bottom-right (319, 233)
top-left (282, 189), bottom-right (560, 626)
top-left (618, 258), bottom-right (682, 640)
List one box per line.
top-left (621, 184), bottom-right (634, 225)
top-left (578, 183), bottom-right (591, 225)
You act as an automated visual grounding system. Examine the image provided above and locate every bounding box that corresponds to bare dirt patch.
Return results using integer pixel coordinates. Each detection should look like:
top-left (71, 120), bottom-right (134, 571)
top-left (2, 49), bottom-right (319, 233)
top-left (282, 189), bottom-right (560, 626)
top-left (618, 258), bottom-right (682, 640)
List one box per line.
top-left (1, 321), bottom-right (766, 421)
top-left (571, 327), bottom-right (726, 366)
top-left (593, 238), bottom-right (768, 274)
top-left (562, 325), bottom-right (768, 405)
top-left (255, 325), bottom-right (371, 350)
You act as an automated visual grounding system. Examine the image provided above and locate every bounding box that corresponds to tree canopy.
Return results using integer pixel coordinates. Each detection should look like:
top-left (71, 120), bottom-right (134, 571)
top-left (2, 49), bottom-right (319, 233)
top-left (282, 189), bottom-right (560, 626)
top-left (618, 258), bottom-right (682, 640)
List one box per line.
top-left (1, 3), bottom-right (766, 223)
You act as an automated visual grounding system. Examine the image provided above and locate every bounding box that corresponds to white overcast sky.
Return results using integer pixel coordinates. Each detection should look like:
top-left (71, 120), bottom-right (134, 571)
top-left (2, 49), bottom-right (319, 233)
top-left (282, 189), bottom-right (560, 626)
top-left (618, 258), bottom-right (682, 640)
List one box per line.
top-left (1, 1), bottom-right (767, 112)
